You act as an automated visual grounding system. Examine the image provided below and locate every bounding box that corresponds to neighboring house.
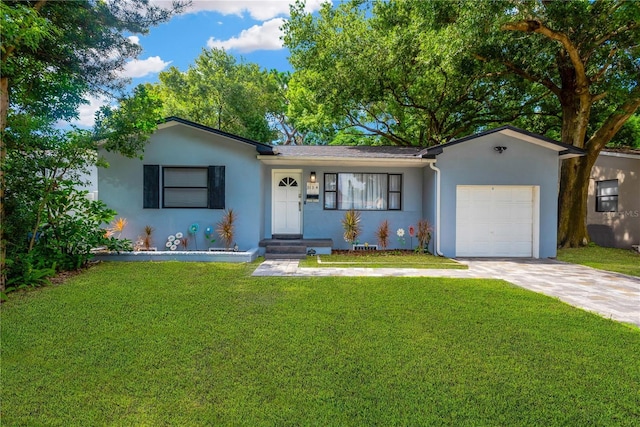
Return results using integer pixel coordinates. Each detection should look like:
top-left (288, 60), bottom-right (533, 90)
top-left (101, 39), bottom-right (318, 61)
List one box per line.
top-left (587, 149), bottom-right (640, 249)
top-left (98, 117), bottom-right (584, 258)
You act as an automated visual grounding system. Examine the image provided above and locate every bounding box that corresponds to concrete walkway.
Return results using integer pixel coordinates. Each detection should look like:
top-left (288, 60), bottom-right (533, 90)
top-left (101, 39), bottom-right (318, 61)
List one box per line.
top-left (252, 258), bottom-right (640, 327)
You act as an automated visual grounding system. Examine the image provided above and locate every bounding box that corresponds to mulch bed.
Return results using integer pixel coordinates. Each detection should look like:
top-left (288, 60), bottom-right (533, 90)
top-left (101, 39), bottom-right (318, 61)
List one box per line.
top-left (330, 249), bottom-right (427, 256)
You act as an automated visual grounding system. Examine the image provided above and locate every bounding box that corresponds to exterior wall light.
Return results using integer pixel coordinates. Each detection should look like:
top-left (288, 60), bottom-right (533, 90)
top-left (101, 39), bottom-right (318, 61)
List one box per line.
top-left (494, 146), bottom-right (507, 154)
top-left (310, 171), bottom-right (316, 183)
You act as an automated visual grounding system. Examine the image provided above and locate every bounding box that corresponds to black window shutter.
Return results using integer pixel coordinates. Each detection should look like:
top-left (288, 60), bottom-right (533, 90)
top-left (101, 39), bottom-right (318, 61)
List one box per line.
top-left (208, 166), bottom-right (225, 209)
top-left (143, 165), bottom-right (160, 208)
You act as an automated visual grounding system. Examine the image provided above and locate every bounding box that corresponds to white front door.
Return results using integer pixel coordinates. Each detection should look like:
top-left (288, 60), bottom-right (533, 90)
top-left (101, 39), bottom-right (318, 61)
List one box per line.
top-left (272, 171), bottom-right (302, 235)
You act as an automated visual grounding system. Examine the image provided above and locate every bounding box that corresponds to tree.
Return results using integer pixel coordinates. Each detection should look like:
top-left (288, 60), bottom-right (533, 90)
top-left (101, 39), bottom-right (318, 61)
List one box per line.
top-left (283, 0), bottom-right (542, 146)
top-left (153, 48), bottom-right (280, 143)
top-left (472, 0), bottom-right (640, 247)
top-left (3, 86), bottom-right (163, 292)
top-left (0, 0), bottom-right (185, 291)
top-left (268, 71), bottom-right (310, 145)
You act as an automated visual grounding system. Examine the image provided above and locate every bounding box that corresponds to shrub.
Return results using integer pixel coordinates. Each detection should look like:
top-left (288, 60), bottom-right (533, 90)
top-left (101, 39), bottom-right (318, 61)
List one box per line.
top-left (216, 209), bottom-right (237, 250)
top-left (375, 220), bottom-right (390, 249)
top-left (341, 209), bottom-right (361, 246)
top-left (416, 219), bottom-right (433, 254)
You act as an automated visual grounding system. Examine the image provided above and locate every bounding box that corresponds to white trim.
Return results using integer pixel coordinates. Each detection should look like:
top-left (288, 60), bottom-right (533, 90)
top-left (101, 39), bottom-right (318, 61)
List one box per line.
top-left (271, 169), bottom-right (303, 235)
top-left (499, 129), bottom-right (567, 152)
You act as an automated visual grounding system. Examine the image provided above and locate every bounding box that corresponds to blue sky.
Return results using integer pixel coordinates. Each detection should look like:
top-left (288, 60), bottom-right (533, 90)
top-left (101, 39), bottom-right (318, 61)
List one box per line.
top-left (75, 0), bottom-right (328, 126)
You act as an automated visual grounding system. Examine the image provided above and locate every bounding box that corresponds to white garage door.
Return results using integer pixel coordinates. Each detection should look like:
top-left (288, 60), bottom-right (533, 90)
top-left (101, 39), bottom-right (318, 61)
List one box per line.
top-left (456, 186), bottom-right (536, 257)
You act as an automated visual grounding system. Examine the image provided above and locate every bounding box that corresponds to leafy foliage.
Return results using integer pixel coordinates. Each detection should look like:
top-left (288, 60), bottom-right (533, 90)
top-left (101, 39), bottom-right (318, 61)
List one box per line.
top-left (341, 209), bottom-right (362, 245)
top-left (1, 1), bottom-right (183, 290)
top-left (283, 0), bottom-right (531, 146)
top-left (153, 49), bottom-right (284, 143)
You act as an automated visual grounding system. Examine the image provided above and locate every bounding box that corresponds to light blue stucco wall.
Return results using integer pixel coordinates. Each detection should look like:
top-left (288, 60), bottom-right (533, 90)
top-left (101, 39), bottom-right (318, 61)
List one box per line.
top-left (263, 166), bottom-right (425, 250)
top-left (99, 124), bottom-right (264, 251)
top-left (436, 133), bottom-right (560, 258)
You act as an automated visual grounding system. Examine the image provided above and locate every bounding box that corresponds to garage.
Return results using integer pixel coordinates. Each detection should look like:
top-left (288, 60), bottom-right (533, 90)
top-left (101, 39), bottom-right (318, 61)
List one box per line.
top-left (456, 185), bottom-right (538, 257)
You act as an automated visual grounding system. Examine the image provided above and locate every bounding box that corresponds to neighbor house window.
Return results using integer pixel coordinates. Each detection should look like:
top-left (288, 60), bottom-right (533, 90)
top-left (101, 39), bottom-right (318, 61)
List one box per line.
top-left (324, 173), bottom-right (402, 210)
top-left (143, 165), bottom-right (225, 209)
top-left (596, 179), bottom-right (618, 212)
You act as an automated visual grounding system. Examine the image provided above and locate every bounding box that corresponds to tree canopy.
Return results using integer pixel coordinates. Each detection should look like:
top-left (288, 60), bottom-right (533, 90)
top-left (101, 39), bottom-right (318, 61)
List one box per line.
top-left (153, 48), bottom-right (286, 143)
top-left (283, 0), bottom-right (547, 146)
top-left (0, 0), bottom-right (185, 291)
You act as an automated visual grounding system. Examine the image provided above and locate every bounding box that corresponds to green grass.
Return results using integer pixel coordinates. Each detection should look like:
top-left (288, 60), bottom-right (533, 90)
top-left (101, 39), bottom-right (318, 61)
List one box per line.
top-left (557, 245), bottom-right (640, 277)
top-left (299, 252), bottom-right (467, 269)
top-left (2, 262), bottom-right (639, 426)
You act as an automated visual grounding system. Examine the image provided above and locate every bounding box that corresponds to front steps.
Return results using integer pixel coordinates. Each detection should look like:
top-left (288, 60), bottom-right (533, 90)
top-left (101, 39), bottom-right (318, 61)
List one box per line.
top-left (259, 236), bottom-right (332, 260)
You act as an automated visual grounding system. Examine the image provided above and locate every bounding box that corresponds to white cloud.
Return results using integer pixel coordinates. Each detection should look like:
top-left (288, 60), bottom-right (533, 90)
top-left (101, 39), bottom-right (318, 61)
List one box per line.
top-left (128, 35), bottom-right (140, 44)
top-left (160, 0), bottom-right (328, 20)
top-left (207, 18), bottom-right (285, 52)
top-left (120, 56), bottom-right (171, 78)
top-left (70, 95), bottom-right (110, 128)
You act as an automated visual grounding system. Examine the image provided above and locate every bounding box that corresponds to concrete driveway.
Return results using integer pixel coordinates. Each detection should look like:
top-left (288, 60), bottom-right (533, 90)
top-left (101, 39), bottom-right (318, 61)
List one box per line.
top-left (253, 258), bottom-right (640, 327)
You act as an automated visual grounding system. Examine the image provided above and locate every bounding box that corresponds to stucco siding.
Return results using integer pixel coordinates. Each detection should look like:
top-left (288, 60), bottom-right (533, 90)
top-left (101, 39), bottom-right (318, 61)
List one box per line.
top-left (436, 133), bottom-right (560, 258)
top-left (99, 124), bottom-right (264, 251)
top-left (587, 154), bottom-right (640, 248)
top-left (263, 166), bottom-right (424, 250)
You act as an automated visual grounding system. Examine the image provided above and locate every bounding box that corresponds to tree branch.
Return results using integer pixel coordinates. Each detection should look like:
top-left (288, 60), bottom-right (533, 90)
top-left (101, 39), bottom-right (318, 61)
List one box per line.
top-left (502, 20), bottom-right (588, 90)
top-left (591, 92), bottom-right (608, 103)
top-left (590, 48), bottom-right (617, 84)
top-left (475, 54), bottom-right (561, 96)
top-left (586, 86), bottom-right (640, 152)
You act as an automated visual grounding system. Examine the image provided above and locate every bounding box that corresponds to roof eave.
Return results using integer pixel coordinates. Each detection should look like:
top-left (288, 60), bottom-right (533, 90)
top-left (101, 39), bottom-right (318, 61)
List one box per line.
top-left (257, 155), bottom-right (435, 167)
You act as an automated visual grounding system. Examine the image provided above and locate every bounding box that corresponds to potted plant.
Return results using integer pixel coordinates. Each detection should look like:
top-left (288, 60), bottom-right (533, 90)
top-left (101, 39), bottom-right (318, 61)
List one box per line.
top-left (139, 225), bottom-right (156, 251)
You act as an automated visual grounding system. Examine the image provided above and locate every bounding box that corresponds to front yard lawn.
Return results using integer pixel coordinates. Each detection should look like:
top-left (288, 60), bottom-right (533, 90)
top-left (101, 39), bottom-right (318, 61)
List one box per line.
top-left (299, 252), bottom-right (467, 269)
top-left (557, 245), bottom-right (640, 277)
top-left (2, 262), bottom-right (638, 425)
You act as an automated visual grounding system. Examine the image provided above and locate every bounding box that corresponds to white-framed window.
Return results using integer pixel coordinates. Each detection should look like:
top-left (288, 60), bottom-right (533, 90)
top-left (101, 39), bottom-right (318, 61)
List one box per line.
top-left (596, 179), bottom-right (618, 212)
top-left (324, 173), bottom-right (402, 210)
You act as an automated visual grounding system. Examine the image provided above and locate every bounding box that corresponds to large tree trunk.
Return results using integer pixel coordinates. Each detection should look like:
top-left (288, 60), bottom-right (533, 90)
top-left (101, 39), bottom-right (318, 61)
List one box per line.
top-left (0, 76), bottom-right (8, 292)
top-left (557, 153), bottom-right (598, 248)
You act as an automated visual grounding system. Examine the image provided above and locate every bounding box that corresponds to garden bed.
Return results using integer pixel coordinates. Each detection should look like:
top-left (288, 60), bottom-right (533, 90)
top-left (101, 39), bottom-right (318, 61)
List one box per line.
top-left (299, 250), bottom-right (466, 269)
